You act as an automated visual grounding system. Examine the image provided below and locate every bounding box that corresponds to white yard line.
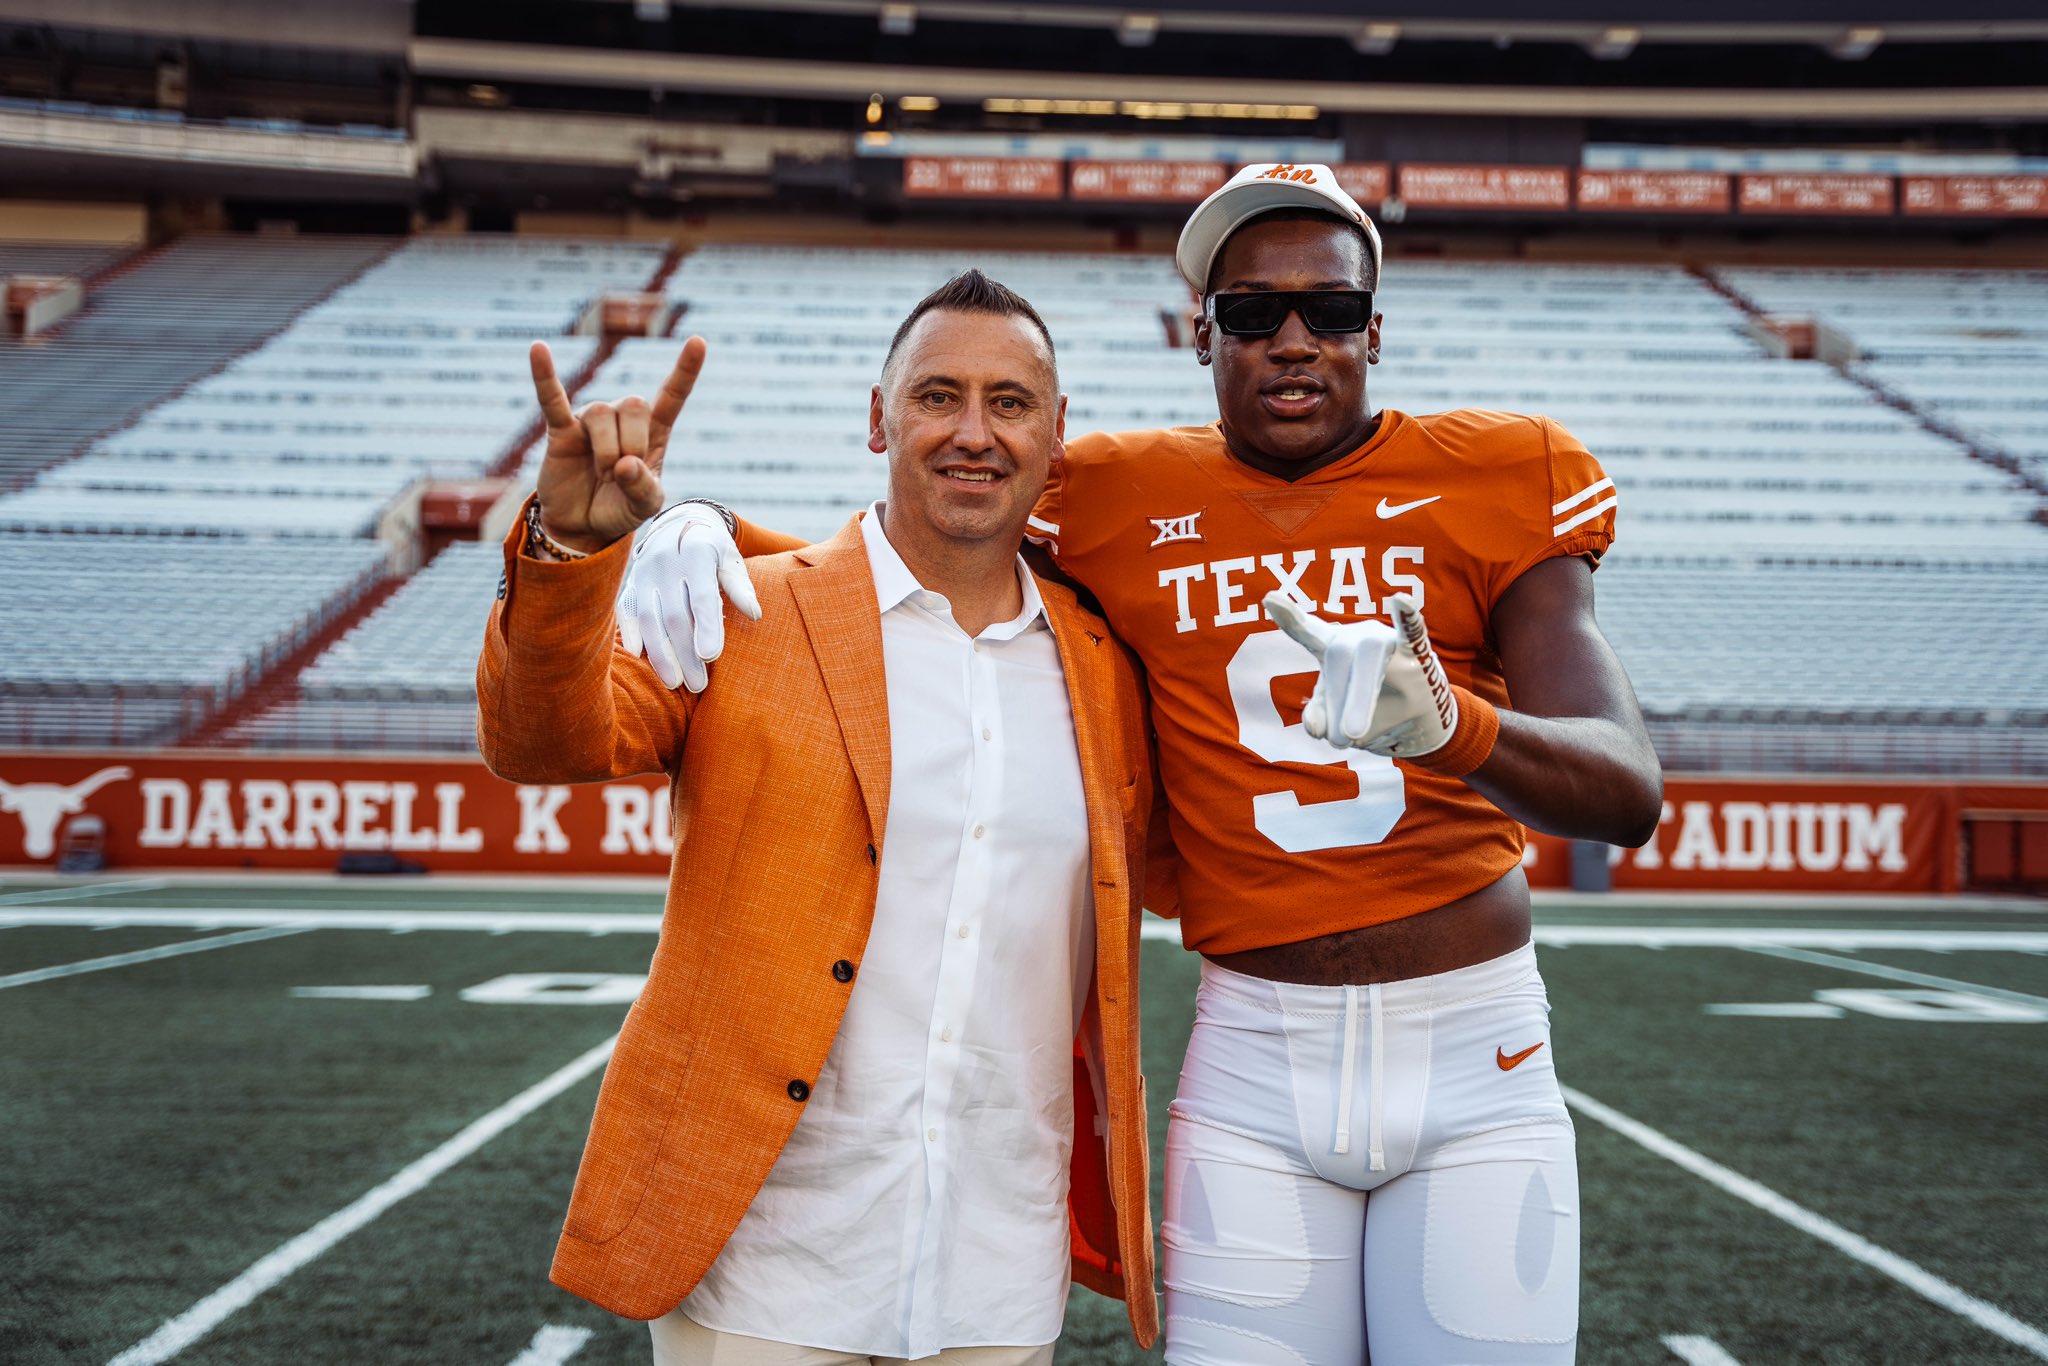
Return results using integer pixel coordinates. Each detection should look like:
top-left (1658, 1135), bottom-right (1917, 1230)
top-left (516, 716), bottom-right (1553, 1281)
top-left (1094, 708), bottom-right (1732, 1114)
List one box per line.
top-left (1565, 1086), bottom-right (2048, 1360)
top-left (1663, 1336), bottom-right (1743, 1365)
top-left (0, 879), bottom-right (169, 906)
top-left (506, 1324), bottom-right (594, 1366)
top-left (1741, 945), bottom-right (2048, 1009)
top-left (0, 926), bottom-right (310, 991)
top-left (106, 1034), bottom-right (618, 1366)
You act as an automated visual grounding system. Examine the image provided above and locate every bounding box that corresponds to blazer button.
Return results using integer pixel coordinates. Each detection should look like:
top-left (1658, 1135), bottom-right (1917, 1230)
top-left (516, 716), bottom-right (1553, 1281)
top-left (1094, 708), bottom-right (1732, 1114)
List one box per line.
top-left (832, 959), bottom-right (855, 983)
top-left (866, 843), bottom-right (877, 864)
top-left (787, 1079), bottom-right (810, 1102)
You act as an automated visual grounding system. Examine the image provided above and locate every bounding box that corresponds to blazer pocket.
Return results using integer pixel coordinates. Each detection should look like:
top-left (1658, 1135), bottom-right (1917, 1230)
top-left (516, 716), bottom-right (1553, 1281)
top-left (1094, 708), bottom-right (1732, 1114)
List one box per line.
top-left (561, 1024), bottom-right (696, 1245)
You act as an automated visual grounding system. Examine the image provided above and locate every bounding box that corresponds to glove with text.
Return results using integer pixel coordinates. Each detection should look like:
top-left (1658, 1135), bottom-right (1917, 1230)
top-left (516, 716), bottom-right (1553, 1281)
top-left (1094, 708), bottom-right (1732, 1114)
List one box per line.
top-left (1264, 591), bottom-right (1500, 777)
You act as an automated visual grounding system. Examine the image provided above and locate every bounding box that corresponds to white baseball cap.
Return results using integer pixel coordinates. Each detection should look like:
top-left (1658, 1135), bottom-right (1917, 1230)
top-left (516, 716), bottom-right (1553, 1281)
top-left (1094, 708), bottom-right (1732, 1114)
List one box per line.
top-left (1175, 162), bottom-right (1383, 293)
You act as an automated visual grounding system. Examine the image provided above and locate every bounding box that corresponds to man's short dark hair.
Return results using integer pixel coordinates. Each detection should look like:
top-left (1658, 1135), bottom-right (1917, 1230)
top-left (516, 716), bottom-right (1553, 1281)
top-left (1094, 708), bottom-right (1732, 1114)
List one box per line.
top-left (882, 269), bottom-right (1057, 380)
top-left (1204, 208), bottom-right (1380, 297)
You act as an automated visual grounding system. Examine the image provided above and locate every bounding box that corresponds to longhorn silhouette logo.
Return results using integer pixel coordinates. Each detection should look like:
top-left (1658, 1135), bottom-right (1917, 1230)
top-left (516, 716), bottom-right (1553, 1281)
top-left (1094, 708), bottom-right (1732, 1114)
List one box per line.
top-left (0, 766), bottom-right (133, 859)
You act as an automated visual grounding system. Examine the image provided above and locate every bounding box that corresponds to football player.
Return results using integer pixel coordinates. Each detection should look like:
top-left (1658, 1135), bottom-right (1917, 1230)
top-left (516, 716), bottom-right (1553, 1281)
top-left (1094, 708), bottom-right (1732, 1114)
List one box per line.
top-left (617, 164), bottom-right (1662, 1364)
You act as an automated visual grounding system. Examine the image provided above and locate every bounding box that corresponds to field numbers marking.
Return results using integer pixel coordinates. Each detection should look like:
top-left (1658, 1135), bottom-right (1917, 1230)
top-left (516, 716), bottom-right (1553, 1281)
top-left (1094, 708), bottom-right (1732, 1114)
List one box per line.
top-left (1705, 988), bottom-right (2048, 1023)
top-left (506, 1324), bottom-right (594, 1365)
top-left (1663, 1336), bottom-right (1744, 1365)
top-left (0, 925), bottom-right (310, 991)
top-left (1565, 1086), bottom-right (2048, 1360)
top-left (106, 1034), bottom-right (619, 1366)
top-left (1741, 945), bottom-right (2048, 1010)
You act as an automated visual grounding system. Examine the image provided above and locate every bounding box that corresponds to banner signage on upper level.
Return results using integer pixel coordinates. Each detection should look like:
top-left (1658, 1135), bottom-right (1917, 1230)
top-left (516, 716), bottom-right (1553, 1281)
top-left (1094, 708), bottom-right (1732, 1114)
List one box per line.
top-left (1576, 170), bottom-right (1732, 213)
top-left (1331, 162), bottom-right (1391, 204)
top-left (904, 156), bottom-right (1063, 200)
top-left (1738, 173), bottom-right (1895, 215)
top-left (1901, 175), bottom-right (2048, 217)
top-left (1068, 159), bottom-right (1229, 202)
top-left (1398, 163), bottom-right (1571, 210)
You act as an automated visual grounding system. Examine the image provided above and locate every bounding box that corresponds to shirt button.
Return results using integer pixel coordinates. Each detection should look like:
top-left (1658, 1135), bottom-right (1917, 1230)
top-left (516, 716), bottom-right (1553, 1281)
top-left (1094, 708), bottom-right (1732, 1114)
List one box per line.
top-left (832, 959), bottom-right (855, 983)
top-left (941, 1026), bottom-right (953, 1042)
top-left (787, 1079), bottom-right (810, 1102)
top-left (972, 823), bottom-right (985, 839)
top-left (957, 925), bottom-right (969, 939)
top-left (981, 727), bottom-right (991, 741)
top-left (927, 1127), bottom-right (938, 1141)
top-left (972, 641), bottom-right (984, 653)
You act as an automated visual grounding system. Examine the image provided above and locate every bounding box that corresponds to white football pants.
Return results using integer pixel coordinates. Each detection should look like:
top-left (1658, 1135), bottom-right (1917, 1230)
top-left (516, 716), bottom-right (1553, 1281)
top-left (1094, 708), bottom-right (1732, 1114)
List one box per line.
top-left (1164, 945), bottom-right (1579, 1365)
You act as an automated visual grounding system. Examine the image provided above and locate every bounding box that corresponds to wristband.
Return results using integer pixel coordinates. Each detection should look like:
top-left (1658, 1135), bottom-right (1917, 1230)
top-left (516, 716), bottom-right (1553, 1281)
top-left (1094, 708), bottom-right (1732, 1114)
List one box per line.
top-left (524, 498), bottom-right (593, 563)
top-left (1406, 685), bottom-right (1499, 778)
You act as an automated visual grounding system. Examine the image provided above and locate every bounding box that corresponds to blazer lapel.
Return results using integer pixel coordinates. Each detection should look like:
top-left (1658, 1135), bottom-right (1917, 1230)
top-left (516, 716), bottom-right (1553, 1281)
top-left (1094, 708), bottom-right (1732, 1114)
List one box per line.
top-left (788, 517), bottom-right (893, 846)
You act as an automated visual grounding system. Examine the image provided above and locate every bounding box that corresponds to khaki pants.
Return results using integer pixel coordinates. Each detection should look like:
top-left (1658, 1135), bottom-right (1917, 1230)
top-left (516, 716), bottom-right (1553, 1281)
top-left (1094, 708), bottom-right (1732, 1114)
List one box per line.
top-left (650, 1311), bottom-right (1057, 1366)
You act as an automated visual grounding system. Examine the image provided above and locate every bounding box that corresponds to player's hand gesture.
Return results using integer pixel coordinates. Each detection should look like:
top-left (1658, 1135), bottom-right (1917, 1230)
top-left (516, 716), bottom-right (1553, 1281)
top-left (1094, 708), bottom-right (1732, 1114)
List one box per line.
top-left (1266, 592), bottom-right (1460, 759)
top-left (529, 336), bottom-right (706, 553)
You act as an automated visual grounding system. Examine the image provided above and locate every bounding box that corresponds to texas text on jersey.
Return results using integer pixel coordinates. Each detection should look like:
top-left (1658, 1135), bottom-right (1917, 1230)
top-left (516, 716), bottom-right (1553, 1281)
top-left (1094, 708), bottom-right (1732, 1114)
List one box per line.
top-left (1028, 407), bottom-right (1618, 954)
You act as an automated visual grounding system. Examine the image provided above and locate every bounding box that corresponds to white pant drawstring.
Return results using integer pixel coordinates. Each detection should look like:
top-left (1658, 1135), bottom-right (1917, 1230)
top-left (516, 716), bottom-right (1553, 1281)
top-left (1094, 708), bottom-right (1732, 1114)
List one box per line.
top-left (1367, 982), bottom-right (1387, 1172)
top-left (1333, 983), bottom-right (1360, 1155)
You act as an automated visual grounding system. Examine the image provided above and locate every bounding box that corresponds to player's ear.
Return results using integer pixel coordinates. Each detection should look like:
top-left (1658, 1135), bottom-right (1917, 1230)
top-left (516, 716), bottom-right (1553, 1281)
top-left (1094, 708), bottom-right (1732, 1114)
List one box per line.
top-left (1193, 307), bottom-right (1215, 367)
top-left (1366, 312), bottom-right (1383, 366)
top-left (1050, 393), bottom-right (1068, 467)
top-left (868, 383), bottom-right (887, 454)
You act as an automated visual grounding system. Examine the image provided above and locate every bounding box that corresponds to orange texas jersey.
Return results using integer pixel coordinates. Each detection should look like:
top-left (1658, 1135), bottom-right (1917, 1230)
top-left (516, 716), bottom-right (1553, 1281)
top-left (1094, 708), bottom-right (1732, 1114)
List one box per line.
top-left (1028, 408), bottom-right (1618, 955)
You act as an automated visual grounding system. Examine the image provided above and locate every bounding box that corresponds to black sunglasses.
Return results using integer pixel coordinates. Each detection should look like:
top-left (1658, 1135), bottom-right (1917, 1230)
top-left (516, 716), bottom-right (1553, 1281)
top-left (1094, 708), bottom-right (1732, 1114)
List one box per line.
top-left (1208, 290), bottom-right (1375, 338)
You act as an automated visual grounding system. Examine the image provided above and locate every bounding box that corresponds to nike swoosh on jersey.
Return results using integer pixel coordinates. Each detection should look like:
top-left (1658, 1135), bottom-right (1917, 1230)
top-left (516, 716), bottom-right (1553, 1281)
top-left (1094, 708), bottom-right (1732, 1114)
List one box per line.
top-left (1496, 1042), bottom-right (1545, 1071)
top-left (1375, 495), bottom-right (1442, 519)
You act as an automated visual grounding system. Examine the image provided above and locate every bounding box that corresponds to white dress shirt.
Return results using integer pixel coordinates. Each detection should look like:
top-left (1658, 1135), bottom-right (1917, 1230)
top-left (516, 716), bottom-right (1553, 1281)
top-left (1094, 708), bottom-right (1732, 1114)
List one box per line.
top-left (683, 504), bottom-right (1095, 1358)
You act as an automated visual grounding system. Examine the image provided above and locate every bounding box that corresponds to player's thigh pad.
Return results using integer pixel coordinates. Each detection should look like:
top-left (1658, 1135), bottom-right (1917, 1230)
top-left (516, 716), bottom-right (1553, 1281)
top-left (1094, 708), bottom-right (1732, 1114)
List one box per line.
top-left (1162, 1112), bottom-right (1367, 1366)
top-left (1360, 1118), bottom-right (1581, 1363)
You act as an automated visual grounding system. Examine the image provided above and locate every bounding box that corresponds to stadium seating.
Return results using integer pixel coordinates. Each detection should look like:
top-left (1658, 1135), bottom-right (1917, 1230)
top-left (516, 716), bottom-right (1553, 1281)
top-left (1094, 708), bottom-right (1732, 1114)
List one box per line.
top-left (1716, 266), bottom-right (2048, 478)
top-left (0, 236), bottom-right (666, 746)
top-left (0, 535), bottom-right (387, 746)
top-left (0, 234), bottom-right (394, 491)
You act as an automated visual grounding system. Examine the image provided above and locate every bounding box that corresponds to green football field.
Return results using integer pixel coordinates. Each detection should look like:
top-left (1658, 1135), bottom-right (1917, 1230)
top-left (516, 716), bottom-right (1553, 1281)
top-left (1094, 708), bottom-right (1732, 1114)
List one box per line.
top-left (4, 875), bottom-right (2047, 1365)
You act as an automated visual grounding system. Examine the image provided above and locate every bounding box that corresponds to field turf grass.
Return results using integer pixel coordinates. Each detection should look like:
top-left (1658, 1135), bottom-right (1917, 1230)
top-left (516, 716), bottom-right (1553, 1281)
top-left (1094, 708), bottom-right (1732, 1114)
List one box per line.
top-left (3, 877), bottom-right (2046, 1365)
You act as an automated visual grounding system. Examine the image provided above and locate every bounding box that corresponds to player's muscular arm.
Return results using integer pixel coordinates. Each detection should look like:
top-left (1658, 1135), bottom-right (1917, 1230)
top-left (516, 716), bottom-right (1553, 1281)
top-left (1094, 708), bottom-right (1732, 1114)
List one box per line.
top-left (1468, 555), bottom-right (1663, 847)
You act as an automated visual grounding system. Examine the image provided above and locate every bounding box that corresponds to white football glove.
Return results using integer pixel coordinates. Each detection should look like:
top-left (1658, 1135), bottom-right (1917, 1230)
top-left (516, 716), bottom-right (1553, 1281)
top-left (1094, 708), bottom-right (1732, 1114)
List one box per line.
top-left (616, 502), bottom-right (761, 692)
top-left (1264, 591), bottom-right (1459, 759)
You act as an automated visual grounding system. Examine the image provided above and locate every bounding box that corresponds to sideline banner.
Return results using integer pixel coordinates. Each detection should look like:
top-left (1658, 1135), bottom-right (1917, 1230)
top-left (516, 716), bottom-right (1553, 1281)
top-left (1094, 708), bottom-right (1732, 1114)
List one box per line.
top-left (1521, 778), bottom-right (1960, 894)
top-left (2, 751), bottom-right (2035, 891)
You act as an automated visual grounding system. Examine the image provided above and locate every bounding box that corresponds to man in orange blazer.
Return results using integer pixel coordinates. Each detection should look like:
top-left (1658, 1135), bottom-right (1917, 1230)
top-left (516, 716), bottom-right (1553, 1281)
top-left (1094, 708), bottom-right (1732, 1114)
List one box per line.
top-left (476, 271), bottom-right (1158, 1364)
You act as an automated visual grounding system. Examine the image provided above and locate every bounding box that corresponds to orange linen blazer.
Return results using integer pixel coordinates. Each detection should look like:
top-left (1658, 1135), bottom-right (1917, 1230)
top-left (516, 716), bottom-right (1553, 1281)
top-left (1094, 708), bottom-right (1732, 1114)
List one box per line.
top-left (476, 502), bottom-right (1159, 1348)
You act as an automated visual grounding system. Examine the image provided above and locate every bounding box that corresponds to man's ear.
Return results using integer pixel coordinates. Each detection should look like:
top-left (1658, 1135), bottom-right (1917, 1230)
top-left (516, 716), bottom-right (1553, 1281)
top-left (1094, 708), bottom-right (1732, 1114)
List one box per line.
top-left (1050, 393), bottom-right (1068, 468)
top-left (1193, 308), bottom-right (1215, 368)
top-left (868, 383), bottom-right (887, 454)
top-left (1366, 312), bottom-right (1383, 366)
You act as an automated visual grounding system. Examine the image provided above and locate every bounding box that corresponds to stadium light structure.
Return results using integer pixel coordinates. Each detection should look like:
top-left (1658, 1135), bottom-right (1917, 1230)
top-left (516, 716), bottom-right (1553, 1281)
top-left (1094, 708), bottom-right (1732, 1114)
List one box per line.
top-left (879, 3), bottom-right (917, 37)
top-left (1589, 27), bottom-right (1640, 60)
top-left (1828, 26), bottom-right (1886, 59)
top-left (1118, 13), bottom-right (1161, 48)
top-left (898, 95), bottom-right (940, 111)
top-left (1351, 22), bottom-right (1401, 56)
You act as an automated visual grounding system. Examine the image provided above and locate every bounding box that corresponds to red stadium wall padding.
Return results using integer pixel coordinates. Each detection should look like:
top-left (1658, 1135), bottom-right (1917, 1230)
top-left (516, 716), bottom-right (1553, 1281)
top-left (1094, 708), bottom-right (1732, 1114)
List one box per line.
top-left (2, 750), bottom-right (2042, 892)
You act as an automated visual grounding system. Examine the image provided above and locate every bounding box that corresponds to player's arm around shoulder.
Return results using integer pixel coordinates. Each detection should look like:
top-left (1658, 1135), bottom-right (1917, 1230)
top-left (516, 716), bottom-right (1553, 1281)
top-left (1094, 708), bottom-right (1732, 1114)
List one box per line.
top-left (1474, 553), bottom-right (1663, 847)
